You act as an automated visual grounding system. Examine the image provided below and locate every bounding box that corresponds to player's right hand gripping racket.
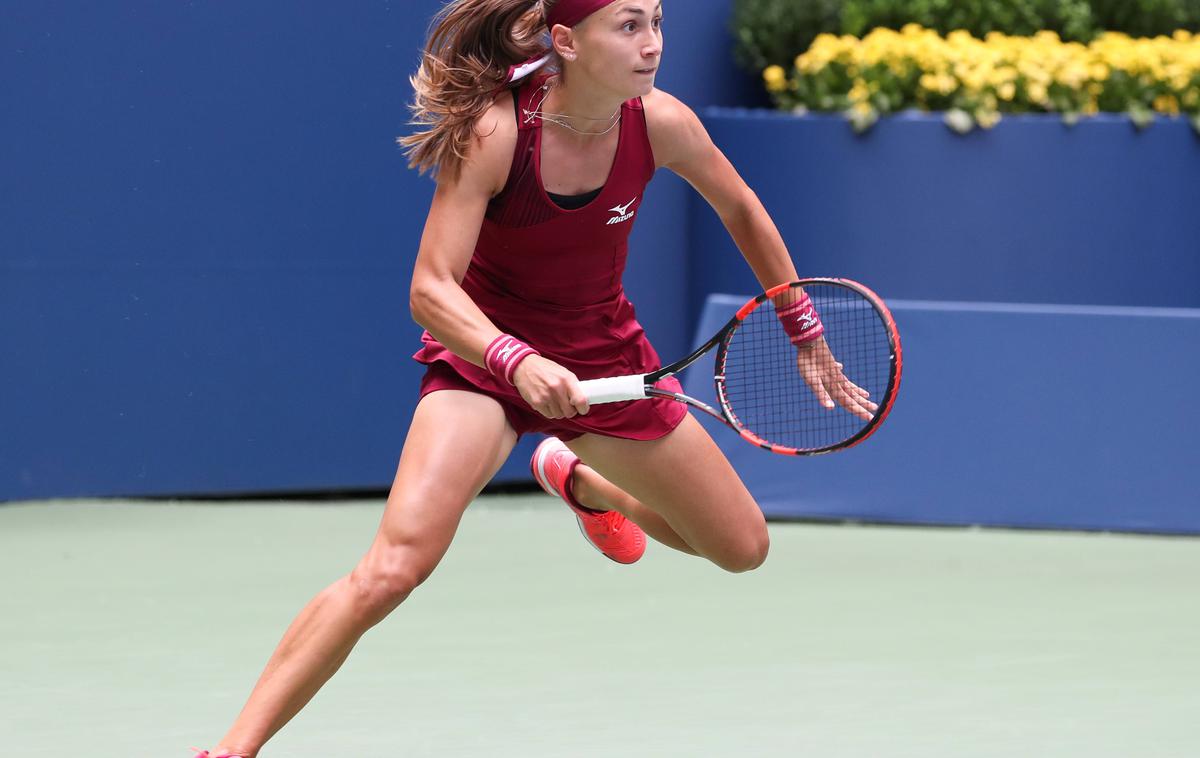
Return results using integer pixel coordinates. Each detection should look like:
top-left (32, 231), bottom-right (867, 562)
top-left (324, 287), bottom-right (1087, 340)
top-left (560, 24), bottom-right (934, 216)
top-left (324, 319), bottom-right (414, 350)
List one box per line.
top-left (579, 279), bottom-right (902, 455)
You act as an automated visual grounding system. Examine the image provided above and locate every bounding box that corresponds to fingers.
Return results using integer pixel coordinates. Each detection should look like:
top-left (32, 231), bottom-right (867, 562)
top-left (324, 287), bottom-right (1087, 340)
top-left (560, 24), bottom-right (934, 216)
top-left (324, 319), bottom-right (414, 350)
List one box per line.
top-left (796, 348), bottom-right (838, 410)
top-left (815, 385), bottom-right (836, 410)
top-left (823, 373), bottom-right (878, 421)
top-left (797, 346), bottom-right (879, 422)
top-left (545, 381), bottom-right (590, 419)
top-left (847, 381), bottom-right (878, 412)
top-left (533, 397), bottom-right (574, 420)
top-left (535, 390), bottom-right (581, 419)
top-left (796, 357), bottom-right (835, 409)
top-left (568, 385), bottom-right (591, 417)
top-left (828, 379), bottom-right (876, 422)
top-left (518, 366), bottom-right (589, 420)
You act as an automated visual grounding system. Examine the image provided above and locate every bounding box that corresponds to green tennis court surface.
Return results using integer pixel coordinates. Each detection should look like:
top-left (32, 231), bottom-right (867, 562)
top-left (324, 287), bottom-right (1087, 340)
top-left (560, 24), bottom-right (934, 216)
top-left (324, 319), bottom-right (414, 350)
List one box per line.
top-left (2, 497), bottom-right (1197, 757)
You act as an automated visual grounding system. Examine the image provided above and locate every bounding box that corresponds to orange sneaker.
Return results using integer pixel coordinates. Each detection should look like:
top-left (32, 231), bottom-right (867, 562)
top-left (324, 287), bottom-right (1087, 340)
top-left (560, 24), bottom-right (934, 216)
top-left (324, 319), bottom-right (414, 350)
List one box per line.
top-left (531, 437), bottom-right (646, 565)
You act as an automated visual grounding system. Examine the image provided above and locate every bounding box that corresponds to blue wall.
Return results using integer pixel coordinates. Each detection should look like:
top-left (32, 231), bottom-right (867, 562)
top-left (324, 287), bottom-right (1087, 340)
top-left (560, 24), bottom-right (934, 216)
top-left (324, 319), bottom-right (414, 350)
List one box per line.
top-left (4, 2), bottom-right (426, 497)
top-left (0, 0), bottom-right (743, 499)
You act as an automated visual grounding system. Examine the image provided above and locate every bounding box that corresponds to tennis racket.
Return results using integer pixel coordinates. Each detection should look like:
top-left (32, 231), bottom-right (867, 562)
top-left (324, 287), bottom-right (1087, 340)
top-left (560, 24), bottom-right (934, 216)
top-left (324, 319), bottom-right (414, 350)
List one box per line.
top-left (579, 279), bottom-right (902, 455)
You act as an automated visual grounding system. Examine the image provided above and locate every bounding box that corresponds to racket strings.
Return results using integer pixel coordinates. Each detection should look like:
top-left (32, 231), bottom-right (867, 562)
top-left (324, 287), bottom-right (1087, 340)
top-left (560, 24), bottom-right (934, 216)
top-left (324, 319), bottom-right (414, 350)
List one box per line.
top-left (721, 284), bottom-right (892, 452)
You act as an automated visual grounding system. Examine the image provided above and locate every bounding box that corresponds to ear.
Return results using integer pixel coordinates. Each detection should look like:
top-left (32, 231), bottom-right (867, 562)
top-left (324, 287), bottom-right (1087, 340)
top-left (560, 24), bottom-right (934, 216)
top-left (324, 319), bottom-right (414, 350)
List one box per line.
top-left (550, 24), bottom-right (578, 61)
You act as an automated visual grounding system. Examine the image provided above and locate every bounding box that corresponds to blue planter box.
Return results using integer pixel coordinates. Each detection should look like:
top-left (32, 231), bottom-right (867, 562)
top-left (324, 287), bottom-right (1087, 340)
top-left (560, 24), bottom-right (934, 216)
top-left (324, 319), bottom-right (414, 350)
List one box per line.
top-left (691, 110), bottom-right (1200, 320)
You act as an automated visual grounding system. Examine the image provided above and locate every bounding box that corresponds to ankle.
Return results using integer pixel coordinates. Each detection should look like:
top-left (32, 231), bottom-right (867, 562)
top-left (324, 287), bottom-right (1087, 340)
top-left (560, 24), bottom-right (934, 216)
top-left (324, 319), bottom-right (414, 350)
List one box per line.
top-left (570, 466), bottom-right (613, 514)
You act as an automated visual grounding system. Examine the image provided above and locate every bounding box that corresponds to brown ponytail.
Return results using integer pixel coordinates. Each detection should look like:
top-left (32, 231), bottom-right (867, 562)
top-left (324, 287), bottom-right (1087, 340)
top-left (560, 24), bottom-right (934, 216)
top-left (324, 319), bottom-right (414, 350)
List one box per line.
top-left (399, 0), bottom-right (561, 181)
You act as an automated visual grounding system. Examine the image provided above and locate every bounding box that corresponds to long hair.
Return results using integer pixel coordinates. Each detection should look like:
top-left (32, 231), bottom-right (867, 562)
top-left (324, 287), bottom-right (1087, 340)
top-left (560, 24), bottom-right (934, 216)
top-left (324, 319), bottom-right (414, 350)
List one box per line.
top-left (399, 0), bottom-right (562, 181)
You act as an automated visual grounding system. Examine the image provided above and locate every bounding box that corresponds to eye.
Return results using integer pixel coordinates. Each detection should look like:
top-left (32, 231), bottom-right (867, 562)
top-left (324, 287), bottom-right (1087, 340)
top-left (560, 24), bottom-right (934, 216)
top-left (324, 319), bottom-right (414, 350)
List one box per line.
top-left (623, 21), bottom-right (637, 32)
top-left (653, 15), bottom-right (663, 30)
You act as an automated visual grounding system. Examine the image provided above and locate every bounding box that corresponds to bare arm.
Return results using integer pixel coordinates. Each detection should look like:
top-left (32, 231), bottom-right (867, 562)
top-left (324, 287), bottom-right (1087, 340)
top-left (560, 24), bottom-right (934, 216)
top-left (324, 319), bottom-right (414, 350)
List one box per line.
top-left (408, 98), bottom-right (589, 419)
top-left (644, 91), bottom-right (876, 420)
top-left (408, 100), bottom-right (515, 368)
top-left (643, 89), bottom-right (798, 290)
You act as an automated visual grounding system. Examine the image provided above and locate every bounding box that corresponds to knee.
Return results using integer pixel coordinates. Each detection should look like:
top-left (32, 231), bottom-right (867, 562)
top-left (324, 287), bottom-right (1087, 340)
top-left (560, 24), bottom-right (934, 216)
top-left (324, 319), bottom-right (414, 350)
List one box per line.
top-left (713, 527), bottom-right (770, 574)
top-left (347, 550), bottom-right (437, 622)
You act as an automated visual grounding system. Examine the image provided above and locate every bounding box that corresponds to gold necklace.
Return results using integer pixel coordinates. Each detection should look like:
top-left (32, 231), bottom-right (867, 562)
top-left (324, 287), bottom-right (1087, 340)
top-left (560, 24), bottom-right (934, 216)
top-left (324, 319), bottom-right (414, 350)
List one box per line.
top-left (521, 81), bottom-right (622, 136)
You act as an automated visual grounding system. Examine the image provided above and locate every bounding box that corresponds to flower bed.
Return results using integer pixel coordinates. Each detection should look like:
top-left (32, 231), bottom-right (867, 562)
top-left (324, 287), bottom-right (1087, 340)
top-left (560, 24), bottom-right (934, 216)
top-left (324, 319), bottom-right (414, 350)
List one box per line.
top-left (762, 25), bottom-right (1200, 132)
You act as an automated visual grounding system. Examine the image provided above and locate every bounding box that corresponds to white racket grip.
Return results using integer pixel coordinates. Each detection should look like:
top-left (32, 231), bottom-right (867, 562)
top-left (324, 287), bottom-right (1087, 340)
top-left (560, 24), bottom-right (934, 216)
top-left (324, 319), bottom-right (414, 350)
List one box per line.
top-left (579, 374), bottom-right (648, 405)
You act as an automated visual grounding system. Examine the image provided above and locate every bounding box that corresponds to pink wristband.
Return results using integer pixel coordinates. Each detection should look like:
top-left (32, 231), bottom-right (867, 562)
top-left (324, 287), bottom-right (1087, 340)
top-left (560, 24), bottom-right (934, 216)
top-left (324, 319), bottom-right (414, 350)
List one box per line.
top-left (777, 292), bottom-right (824, 345)
top-left (484, 334), bottom-right (540, 385)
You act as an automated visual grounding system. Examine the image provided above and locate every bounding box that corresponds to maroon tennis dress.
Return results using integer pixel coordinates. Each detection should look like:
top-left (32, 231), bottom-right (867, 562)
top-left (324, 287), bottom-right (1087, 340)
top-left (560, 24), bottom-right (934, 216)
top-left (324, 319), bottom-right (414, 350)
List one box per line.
top-left (414, 75), bottom-right (687, 442)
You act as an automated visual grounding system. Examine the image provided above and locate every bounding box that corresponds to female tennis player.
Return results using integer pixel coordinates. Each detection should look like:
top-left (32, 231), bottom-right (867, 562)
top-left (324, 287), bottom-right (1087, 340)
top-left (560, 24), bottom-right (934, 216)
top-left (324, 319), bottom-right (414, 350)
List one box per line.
top-left (193, 1), bottom-right (870, 755)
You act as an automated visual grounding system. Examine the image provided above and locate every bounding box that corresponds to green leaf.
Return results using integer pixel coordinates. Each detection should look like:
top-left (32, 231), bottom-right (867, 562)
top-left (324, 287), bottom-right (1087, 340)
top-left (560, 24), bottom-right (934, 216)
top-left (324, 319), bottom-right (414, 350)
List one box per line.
top-left (1128, 106), bottom-right (1154, 129)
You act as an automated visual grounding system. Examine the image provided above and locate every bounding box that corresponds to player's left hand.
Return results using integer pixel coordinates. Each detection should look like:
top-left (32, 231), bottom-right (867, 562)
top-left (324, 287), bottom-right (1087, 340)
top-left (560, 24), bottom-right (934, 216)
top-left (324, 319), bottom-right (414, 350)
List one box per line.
top-left (795, 338), bottom-right (878, 422)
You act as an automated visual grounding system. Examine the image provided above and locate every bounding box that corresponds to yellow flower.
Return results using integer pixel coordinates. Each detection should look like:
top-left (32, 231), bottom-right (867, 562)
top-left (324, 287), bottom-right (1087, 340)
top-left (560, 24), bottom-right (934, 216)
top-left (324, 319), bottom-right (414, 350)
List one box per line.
top-left (977, 110), bottom-right (1002, 129)
top-left (960, 69), bottom-right (986, 91)
top-left (947, 29), bottom-right (974, 47)
top-left (919, 72), bottom-right (957, 95)
top-left (763, 65), bottom-right (787, 93)
top-left (777, 23), bottom-right (1200, 123)
top-left (1057, 63), bottom-right (1089, 89)
top-left (1153, 94), bottom-right (1181, 114)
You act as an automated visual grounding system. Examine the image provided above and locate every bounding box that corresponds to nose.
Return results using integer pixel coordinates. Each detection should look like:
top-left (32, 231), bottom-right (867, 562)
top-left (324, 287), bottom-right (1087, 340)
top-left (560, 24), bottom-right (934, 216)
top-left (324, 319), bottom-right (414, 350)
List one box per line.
top-left (643, 31), bottom-right (661, 59)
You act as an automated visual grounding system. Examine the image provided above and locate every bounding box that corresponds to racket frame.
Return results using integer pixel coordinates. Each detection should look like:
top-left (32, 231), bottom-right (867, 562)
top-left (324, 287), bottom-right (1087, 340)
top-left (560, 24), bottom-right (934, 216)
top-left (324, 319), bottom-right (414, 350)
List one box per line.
top-left (579, 278), bottom-right (903, 455)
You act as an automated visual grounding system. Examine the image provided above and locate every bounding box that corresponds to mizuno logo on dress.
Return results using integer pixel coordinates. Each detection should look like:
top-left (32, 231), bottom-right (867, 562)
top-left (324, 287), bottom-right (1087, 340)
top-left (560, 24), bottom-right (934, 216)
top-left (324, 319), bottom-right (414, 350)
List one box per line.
top-left (607, 198), bottom-right (638, 225)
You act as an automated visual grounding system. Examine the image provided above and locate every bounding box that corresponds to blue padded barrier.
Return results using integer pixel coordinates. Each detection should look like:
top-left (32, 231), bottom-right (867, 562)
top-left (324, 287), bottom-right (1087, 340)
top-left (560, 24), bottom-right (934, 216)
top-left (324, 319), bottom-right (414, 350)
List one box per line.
top-left (681, 294), bottom-right (1200, 534)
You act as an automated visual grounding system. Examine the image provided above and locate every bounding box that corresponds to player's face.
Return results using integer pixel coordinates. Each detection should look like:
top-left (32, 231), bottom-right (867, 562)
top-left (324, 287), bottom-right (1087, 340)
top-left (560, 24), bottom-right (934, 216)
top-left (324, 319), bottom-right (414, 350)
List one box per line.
top-left (572, 1), bottom-right (663, 98)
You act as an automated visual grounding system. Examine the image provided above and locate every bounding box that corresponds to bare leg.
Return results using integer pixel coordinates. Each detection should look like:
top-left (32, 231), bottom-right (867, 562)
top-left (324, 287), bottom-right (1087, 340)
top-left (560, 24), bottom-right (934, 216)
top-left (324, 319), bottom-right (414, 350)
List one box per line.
top-left (207, 391), bottom-right (517, 757)
top-left (567, 414), bottom-right (768, 573)
top-left (568, 461), bottom-right (699, 556)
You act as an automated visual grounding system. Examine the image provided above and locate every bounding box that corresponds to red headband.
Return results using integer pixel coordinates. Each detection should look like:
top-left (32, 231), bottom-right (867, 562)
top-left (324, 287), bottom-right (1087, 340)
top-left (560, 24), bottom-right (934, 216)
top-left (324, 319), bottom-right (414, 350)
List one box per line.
top-left (546, 0), bottom-right (619, 29)
top-left (503, 0), bottom-right (621, 87)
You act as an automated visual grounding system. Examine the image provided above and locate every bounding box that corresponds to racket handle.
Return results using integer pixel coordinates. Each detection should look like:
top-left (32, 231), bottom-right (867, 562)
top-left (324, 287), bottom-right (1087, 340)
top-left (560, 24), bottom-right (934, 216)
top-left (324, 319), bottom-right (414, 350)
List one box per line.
top-left (579, 374), bottom-right (648, 405)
